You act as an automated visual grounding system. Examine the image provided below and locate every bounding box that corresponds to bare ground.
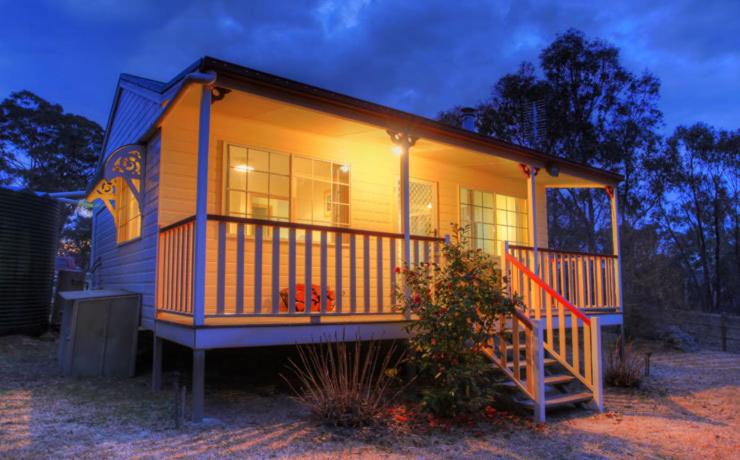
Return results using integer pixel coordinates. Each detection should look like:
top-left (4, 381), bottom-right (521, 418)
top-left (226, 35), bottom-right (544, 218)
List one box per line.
top-left (0, 335), bottom-right (738, 459)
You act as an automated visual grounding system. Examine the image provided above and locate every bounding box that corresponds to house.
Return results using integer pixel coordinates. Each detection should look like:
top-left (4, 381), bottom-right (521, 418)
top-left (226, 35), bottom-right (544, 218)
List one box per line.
top-left (86, 57), bottom-right (624, 422)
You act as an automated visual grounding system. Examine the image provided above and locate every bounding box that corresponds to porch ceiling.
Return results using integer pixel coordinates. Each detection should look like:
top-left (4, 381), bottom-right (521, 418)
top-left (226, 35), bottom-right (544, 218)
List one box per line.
top-left (180, 88), bottom-right (605, 187)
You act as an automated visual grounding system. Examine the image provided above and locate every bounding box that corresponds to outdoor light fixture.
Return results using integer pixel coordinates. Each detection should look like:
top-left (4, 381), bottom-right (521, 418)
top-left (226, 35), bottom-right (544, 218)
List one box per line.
top-left (234, 164), bottom-right (255, 173)
top-left (392, 145), bottom-right (403, 155)
top-left (340, 164), bottom-right (350, 173)
top-left (545, 161), bottom-right (560, 177)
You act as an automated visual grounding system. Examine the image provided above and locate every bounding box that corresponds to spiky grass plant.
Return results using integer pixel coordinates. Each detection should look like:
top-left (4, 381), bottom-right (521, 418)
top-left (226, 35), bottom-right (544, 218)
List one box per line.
top-left (605, 335), bottom-right (643, 388)
top-left (282, 337), bottom-right (407, 427)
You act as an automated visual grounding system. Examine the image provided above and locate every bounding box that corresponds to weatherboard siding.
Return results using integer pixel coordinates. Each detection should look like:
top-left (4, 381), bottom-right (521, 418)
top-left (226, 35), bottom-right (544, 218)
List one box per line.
top-left (91, 84), bottom-right (163, 330)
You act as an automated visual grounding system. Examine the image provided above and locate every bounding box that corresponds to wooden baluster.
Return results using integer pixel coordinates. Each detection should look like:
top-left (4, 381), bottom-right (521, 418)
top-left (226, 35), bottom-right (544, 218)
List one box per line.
top-left (499, 315), bottom-right (507, 369)
top-left (350, 234), bottom-right (357, 313)
top-left (271, 225), bottom-right (280, 314)
top-left (571, 311), bottom-right (580, 375)
top-left (512, 317), bottom-right (521, 380)
top-left (166, 229), bottom-right (173, 311)
top-left (389, 237), bottom-right (396, 309)
top-left (236, 223), bottom-right (245, 314)
top-left (176, 227), bottom-right (184, 312)
top-left (584, 321), bottom-right (592, 386)
top-left (526, 326), bottom-right (535, 396)
top-left (590, 317), bottom-right (603, 411)
top-left (254, 224), bottom-right (263, 315)
top-left (376, 237), bottom-right (384, 313)
top-left (545, 253), bottom-right (553, 347)
top-left (577, 256), bottom-right (585, 309)
top-left (320, 230), bottom-right (328, 315)
top-left (414, 239), bottom-right (420, 266)
top-left (288, 228), bottom-right (296, 314)
top-left (335, 232), bottom-right (343, 313)
top-left (217, 222), bottom-right (226, 315)
top-left (558, 303), bottom-right (566, 359)
top-left (594, 256), bottom-right (600, 307)
top-left (423, 241), bottom-right (430, 263)
top-left (304, 230), bottom-right (312, 314)
top-left (188, 223), bottom-right (194, 313)
top-left (363, 235), bottom-right (370, 313)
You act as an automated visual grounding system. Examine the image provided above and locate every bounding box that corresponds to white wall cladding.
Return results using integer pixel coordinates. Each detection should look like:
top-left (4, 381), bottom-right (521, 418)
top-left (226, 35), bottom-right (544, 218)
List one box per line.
top-left (91, 85), bottom-right (163, 330)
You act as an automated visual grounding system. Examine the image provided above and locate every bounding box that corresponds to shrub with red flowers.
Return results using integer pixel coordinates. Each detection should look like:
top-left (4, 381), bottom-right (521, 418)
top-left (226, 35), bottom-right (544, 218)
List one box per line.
top-left (396, 225), bottom-right (518, 417)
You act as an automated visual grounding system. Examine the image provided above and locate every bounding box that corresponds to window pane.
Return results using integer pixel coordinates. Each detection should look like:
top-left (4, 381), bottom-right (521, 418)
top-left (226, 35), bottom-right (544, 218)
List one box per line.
top-left (482, 192), bottom-right (494, 208)
top-left (271, 174), bottom-right (289, 198)
top-left (248, 171), bottom-right (269, 194)
top-left (483, 208), bottom-right (494, 223)
top-left (228, 166), bottom-right (246, 190)
top-left (473, 190), bottom-right (483, 206)
top-left (333, 163), bottom-right (350, 184)
top-left (228, 190), bottom-right (246, 215)
top-left (294, 177), bottom-right (313, 223)
top-left (293, 157), bottom-right (312, 177)
top-left (313, 159), bottom-right (331, 182)
top-left (496, 194), bottom-right (507, 209)
top-left (248, 149), bottom-right (269, 172)
top-left (270, 152), bottom-right (290, 175)
top-left (496, 209), bottom-right (507, 226)
top-left (312, 180), bottom-right (332, 224)
top-left (249, 194), bottom-right (270, 219)
top-left (460, 188), bottom-right (469, 204)
top-left (332, 184), bottom-right (349, 205)
top-left (333, 204), bottom-right (349, 226)
top-left (229, 145), bottom-right (247, 166)
top-left (272, 198), bottom-right (290, 220)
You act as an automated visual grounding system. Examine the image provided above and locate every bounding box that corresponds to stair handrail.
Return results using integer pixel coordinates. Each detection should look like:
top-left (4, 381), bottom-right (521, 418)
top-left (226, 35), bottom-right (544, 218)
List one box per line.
top-left (504, 252), bottom-right (590, 326)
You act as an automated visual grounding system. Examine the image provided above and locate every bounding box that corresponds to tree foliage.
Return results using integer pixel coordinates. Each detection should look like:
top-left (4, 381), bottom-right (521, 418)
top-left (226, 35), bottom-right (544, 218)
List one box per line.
top-left (0, 90), bottom-right (103, 269)
top-left (439, 29), bottom-right (739, 315)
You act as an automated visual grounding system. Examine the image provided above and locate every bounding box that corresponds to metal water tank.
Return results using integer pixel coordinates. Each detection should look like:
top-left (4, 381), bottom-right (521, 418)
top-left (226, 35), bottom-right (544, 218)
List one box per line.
top-left (0, 187), bottom-right (63, 336)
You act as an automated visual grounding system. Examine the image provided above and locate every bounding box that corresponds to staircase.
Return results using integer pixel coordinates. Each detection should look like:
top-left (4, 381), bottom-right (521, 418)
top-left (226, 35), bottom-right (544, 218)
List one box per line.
top-left (482, 248), bottom-right (604, 422)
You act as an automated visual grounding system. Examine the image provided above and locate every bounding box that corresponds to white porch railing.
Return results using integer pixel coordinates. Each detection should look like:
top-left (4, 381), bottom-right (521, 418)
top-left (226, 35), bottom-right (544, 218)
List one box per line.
top-left (506, 244), bottom-right (620, 312)
top-left (156, 215), bottom-right (444, 321)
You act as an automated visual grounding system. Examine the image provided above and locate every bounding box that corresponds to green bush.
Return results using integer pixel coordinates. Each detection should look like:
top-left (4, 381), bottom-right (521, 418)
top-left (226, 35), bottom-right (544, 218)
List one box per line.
top-left (396, 226), bottom-right (518, 416)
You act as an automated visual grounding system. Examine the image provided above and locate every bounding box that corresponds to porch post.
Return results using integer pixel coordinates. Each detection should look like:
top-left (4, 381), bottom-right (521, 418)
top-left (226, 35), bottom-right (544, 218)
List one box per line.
top-left (387, 130), bottom-right (418, 320)
top-left (152, 335), bottom-right (163, 391)
top-left (192, 349), bottom-right (205, 422)
top-left (608, 187), bottom-right (623, 311)
top-left (193, 85), bottom-right (212, 327)
top-left (525, 165), bottom-right (539, 276)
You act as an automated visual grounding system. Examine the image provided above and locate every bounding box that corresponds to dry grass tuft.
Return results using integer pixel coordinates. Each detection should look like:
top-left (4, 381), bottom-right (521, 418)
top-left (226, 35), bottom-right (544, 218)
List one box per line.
top-left (282, 337), bottom-right (408, 427)
top-left (605, 335), bottom-right (643, 388)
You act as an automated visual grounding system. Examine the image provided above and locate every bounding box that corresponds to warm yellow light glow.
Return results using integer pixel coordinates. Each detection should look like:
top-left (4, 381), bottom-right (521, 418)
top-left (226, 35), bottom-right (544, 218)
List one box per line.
top-left (234, 164), bottom-right (255, 173)
top-left (427, 203), bottom-right (433, 209)
top-left (392, 145), bottom-right (403, 155)
top-left (340, 164), bottom-right (350, 173)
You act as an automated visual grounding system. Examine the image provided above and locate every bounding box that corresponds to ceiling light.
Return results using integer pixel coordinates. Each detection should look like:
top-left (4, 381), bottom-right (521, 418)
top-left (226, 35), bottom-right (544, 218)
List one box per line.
top-left (391, 145), bottom-right (403, 155)
top-left (234, 164), bottom-right (254, 173)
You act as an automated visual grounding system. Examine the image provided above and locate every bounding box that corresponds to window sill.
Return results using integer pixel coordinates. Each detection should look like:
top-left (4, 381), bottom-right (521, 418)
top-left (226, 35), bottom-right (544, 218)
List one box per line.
top-left (116, 236), bottom-right (142, 248)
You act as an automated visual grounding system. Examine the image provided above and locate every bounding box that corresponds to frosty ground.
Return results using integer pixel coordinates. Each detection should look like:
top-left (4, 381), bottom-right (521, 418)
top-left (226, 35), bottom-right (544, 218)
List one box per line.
top-left (1, 335), bottom-right (738, 459)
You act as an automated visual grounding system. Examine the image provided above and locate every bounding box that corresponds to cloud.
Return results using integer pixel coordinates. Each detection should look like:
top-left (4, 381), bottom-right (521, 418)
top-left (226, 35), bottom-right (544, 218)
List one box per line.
top-left (1, 0), bottom-right (737, 132)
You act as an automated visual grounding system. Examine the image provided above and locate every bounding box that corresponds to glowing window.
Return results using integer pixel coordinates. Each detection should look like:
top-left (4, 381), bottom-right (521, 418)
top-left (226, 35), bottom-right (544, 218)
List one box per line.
top-left (460, 188), bottom-right (527, 256)
top-left (115, 179), bottom-right (141, 243)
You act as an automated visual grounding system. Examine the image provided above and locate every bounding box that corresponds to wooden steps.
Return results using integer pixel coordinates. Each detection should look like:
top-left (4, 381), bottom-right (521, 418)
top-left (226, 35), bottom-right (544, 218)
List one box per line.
top-left (500, 374), bottom-right (576, 388)
top-left (505, 357), bottom-right (557, 369)
top-left (521, 391), bottom-right (593, 409)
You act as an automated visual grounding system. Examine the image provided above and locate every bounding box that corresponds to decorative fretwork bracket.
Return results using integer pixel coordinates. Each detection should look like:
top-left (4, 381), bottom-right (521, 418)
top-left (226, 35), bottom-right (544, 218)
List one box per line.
top-left (104, 144), bottom-right (143, 204)
top-left (88, 179), bottom-right (117, 217)
top-left (519, 163), bottom-right (541, 177)
top-left (386, 129), bottom-right (419, 148)
top-left (605, 186), bottom-right (615, 200)
top-left (87, 144), bottom-right (145, 226)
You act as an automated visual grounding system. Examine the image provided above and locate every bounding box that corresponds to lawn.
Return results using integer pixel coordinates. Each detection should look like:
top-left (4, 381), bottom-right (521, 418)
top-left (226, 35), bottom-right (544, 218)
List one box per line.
top-left (0, 334), bottom-right (738, 459)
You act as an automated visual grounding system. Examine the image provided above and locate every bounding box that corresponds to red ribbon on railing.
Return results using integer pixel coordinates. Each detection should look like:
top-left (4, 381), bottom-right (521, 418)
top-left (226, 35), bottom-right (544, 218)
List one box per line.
top-left (505, 252), bottom-right (591, 326)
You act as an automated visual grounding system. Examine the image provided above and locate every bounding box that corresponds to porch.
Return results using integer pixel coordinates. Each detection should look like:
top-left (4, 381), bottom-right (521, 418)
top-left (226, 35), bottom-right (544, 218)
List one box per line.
top-left (155, 214), bottom-right (622, 330)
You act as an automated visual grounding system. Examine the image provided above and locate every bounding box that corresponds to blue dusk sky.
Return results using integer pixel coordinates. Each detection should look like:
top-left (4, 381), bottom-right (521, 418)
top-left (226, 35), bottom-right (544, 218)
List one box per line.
top-left (0, 0), bottom-right (738, 133)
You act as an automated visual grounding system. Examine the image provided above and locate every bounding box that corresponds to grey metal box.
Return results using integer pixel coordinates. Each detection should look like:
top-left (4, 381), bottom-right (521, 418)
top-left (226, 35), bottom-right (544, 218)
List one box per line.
top-left (58, 290), bottom-right (140, 377)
